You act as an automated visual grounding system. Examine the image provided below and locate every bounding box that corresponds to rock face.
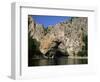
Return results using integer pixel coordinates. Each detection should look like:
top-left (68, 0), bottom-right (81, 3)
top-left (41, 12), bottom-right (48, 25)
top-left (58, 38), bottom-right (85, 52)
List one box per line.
top-left (28, 15), bottom-right (45, 42)
top-left (64, 17), bottom-right (87, 56)
top-left (28, 16), bottom-right (88, 58)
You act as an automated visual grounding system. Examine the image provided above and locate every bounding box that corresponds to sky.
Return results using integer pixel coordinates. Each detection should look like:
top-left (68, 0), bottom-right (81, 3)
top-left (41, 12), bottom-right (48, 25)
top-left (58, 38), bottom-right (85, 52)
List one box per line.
top-left (32, 15), bottom-right (71, 28)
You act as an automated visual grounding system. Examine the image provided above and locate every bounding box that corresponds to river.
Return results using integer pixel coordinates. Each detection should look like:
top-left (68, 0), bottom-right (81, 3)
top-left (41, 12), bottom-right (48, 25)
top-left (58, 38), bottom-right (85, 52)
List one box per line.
top-left (29, 56), bottom-right (88, 66)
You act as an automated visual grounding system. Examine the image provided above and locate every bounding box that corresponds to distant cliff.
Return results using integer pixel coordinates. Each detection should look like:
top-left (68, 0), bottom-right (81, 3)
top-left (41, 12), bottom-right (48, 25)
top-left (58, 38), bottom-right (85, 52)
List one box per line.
top-left (28, 15), bottom-right (88, 58)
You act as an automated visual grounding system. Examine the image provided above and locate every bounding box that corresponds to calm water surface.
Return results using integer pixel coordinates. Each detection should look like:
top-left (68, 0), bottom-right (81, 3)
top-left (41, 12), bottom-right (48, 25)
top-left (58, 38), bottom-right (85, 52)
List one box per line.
top-left (29, 57), bottom-right (88, 66)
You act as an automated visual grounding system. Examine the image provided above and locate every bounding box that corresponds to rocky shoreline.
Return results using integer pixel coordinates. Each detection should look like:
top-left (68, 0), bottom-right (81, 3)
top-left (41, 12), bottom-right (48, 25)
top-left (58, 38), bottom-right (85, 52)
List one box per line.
top-left (28, 15), bottom-right (88, 59)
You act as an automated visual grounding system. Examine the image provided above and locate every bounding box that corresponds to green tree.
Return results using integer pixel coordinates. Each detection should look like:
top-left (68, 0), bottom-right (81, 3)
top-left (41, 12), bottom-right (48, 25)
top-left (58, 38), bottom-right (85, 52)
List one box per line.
top-left (77, 34), bottom-right (88, 57)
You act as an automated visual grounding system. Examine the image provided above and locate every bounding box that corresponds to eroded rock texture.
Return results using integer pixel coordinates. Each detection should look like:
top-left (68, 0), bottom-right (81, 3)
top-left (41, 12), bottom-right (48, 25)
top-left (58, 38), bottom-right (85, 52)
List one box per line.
top-left (28, 15), bottom-right (88, 58)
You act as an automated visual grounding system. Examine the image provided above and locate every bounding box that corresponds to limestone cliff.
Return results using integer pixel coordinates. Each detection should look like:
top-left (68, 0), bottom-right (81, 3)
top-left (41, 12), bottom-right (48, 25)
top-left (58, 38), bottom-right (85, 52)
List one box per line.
top-left (28, 15), bottom-right (88, 58)
top-left (28, 15), bottom-right (45, 42)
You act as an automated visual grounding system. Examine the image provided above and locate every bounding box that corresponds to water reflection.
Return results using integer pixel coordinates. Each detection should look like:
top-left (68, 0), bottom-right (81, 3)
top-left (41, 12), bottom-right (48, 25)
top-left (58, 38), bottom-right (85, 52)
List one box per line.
top-left (29, 57), bottom-right (88, 66)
